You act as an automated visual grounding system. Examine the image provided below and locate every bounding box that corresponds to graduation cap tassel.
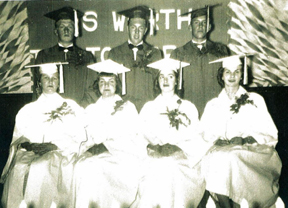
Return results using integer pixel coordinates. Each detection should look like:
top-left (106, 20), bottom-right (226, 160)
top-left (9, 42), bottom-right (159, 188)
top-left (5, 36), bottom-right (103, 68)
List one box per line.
top-left (243, 55), bottom-right (248, 85)
top-left (178, 61), bottom-right (182, 90)
top-left (122, 72), bottom-right (126, 95)
top-left (59, 64), bottom-right (64, 93)
top-left (74, 9), bottom-right (79, 37)
top-left (149, 8), bottom-right (154, 36)
top-left (206, 5), bottom-right (210, 33)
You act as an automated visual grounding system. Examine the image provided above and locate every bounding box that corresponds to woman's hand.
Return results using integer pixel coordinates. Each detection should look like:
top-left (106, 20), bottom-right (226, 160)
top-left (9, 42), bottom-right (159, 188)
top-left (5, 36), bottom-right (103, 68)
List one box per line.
top-left (214, 139), bottom-right (230, 146)
top-left (147, 144), bottom-right (162, 158)
top-left (87, 143), bottom-right (108, 155)
top-left (229, 137), bottom-right (243, 145)
top-left (21, 142), bottom-right (58, 156)
top-left (160, 143), bottom-right (182, 157)
top-left (243, 136), bottom-right (257, 144)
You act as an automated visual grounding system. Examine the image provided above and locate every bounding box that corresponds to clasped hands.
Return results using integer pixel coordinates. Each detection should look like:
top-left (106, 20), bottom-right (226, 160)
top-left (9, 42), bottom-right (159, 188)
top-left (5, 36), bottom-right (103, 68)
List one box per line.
top-left (215, 136), bottom-right (257, 146)
top-left (86, 143), bottom-right (109, 155)
top-left (147, 143), bottom-right (184, 158)
top-left (20, 142), bottom-right (58, 156)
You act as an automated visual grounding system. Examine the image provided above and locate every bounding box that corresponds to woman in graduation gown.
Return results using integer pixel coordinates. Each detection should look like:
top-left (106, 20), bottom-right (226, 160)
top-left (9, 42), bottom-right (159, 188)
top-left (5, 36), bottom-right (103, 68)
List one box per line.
top-left (0, 63), bottom-right (86, 208)
top-left (130, 58), bottom-right (209, 208)
top-left (200, 55), bottom-right (282, 207)
top-left (73, 60), bottom-right (143, 208)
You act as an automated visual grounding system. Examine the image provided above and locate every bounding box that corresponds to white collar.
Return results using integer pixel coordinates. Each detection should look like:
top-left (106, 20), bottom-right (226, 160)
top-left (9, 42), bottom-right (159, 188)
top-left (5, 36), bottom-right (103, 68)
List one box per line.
top-left (192, 40), bottom-right (206, 45)
top-left (128, 40), bottom-right (143, 46)
top-left (58, 43), bottom-right (73, 48)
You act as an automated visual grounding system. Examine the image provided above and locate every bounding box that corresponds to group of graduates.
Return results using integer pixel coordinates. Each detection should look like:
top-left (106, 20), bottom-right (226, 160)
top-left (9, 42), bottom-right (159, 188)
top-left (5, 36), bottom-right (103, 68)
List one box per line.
top-left (0, 4), bottom-right (283, 208)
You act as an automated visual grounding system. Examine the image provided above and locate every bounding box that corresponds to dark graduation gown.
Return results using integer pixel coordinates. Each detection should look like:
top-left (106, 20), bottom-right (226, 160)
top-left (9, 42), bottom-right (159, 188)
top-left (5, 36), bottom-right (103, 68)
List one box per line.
top-left (108, 42), bottom-right (163, 112)
top-left (33, 44), bottom-right (96, 106)
top-left (170, 40), bottom-right (229, 118)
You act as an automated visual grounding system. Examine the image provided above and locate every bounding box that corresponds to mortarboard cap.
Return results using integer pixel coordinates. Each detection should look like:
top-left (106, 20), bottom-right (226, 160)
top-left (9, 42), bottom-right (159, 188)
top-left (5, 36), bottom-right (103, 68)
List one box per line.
top-left (147, 58), bottom-right (190, 72)
top-left (209, 54), bottom-right (254, 85)
top-left (26, 62), bottom-right (68, 93)
top-left (118, 5), bottom-right (151, 20)
top-left (87, 59), bottom-right (131, 95)
top-left (118, 5), bottom-right (156, 35)
top-left (180, 4), bottom-right (221, 19)
top-left (44, 6), bottom-right (84, 37)
top-left (148, 58), bottom-right (190, 90)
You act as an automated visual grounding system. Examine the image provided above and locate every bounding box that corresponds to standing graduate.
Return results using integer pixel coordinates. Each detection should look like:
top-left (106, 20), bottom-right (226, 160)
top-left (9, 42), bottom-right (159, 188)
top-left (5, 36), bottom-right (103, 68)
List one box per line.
top-left (33, 6), bottom-right (96, 106)
top-left (170, 5), bottom-right (229, 117)
top-left (108, 5), bottom-right (163, 112)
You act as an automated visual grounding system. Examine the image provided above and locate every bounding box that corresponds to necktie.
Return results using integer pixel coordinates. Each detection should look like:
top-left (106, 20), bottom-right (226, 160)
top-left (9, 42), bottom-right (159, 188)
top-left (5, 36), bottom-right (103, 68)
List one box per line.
top-left (196, 44), bottom-right (203, 50)
top-left (128, 44), bottom-right (144, 50)
top-left (58, 46), bottom-right (73, 52)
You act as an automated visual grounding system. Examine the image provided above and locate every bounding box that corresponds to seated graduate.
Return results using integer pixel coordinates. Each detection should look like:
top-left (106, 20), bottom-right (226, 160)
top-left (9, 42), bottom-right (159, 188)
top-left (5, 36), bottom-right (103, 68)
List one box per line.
top-left (0, 63), bottom-right (86, 208)
top-left (73, 60), bottom-right (143, 208)
top-left (130, 58), bottom-right (209, 208)
top-left (200, 55), bottom-right (282, 207)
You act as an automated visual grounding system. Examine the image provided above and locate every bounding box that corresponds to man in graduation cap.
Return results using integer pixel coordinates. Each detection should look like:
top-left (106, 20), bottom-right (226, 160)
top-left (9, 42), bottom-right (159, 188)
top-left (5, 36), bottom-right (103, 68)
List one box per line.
top-left (170, 5), bottom-right (229, 118)
top-left (33, 6), bottom-right (96, 107)
top-left (108, 5), bottom-right (163, 112)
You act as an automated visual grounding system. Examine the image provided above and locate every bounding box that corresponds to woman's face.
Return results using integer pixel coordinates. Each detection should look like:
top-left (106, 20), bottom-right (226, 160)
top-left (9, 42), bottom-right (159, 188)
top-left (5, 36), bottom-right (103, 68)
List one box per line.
top-left (222, 65), bottom-right (242, 88)
top-left (99, 76), bottom-right (116, 98)
top-left (159, 69), bottom-right (176, 93)
top-left (41, 72), bottom-right (59, 94)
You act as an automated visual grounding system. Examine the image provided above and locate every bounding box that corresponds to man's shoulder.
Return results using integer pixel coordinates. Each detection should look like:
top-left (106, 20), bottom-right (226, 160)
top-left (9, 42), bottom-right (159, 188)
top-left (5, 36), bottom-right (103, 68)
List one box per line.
top-left (109, 42), bottom-right (128, 53)
top-left (207, 40), bottom-right (229, 55)
top-left (170, 41), bottom-right (194, 58)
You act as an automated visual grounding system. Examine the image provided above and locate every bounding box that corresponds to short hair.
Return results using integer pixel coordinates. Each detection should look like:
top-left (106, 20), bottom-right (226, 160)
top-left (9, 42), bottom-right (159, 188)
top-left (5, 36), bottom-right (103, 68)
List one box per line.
top-left (153, 70), bottom-right (182, 97)
top-left (37, 70), bottom-right (60, 94)
top-left (217, 66), bottom-right (244, 88)
top-left (93, 72), bottom-right (122, 97)
top-left (127, 17), bottom-right (148, 28)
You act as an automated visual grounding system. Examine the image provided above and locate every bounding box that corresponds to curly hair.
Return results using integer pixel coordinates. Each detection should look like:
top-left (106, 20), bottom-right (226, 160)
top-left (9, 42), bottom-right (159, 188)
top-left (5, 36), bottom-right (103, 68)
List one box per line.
top-left (93, 72), bottom-right (122, 97)
top-left (153, 70), bottom-right (183, 97)
top-left (217, 66), bottom-right (244, 88)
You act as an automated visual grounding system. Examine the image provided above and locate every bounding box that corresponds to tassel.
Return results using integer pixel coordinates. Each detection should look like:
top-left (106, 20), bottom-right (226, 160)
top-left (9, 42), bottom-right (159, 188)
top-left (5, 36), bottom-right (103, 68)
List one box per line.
top-left (59, 64), bottom-right (64, 93)
top-left (122, 72), bottom-right (126, 95)
top-left (149, 8), bottom-right (154, 36)
top-left (206, 5), bottom-right (210, 32)
top-left (178, 61), bottom-right (182, 90)
top-left (74, 9), bottom-right (79, 37)
top-left (243, 55), bottom-right (248, 85)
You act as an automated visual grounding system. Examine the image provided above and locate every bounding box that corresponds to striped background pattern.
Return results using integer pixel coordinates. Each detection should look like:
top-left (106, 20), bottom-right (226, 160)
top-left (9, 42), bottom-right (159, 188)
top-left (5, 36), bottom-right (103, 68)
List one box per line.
top-left (228, 0), bottom-right (288, 87)
top-left (0, 1), bottom-right (32, 93)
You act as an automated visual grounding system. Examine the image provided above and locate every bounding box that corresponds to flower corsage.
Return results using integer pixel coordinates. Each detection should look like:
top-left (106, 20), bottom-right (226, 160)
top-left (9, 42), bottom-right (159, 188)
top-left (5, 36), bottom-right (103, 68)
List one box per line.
top-left (111, 100), bottom-right (127, 115)
top-left (45, 102), bottom-right (75, 122)
top-left (161, 99), bottom-right (191, 130)
top-left (230, 93), bottom-right (256, 114)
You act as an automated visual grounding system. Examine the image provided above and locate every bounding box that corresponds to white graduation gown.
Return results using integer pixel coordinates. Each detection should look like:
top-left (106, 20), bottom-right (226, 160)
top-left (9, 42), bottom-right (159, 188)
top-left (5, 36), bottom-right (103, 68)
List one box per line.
top-left (200, 86), bottom-right (282, 207)
top-left (130, 94), bottom-right (209, 208)
top-left (73, 95), bottom-right (143, 208)
top-left (1, 93), bottom-right (86, 208)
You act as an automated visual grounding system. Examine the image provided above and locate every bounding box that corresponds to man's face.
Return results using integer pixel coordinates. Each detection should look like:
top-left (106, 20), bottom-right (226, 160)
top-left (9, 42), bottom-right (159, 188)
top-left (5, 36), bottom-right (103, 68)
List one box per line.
top-left (191, 15), bottom-right (210, 41)
top-left (128, 18), bottom-right (147, 45)
top-left (41, 72), bottom-right (59, 94)
top-left (55, 19), bottom-right (75, 44)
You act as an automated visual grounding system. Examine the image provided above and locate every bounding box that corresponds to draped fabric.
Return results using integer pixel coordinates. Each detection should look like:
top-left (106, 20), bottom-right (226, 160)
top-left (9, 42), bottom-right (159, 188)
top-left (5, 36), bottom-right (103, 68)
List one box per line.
top-left (73, 95), bottom-right (143, 208)
top-left (1, 93), bottom-right (86, 208)
top-left (200, 87), bottom-right (282, 206)
top-left (130, 94), bottom-right (209, 208)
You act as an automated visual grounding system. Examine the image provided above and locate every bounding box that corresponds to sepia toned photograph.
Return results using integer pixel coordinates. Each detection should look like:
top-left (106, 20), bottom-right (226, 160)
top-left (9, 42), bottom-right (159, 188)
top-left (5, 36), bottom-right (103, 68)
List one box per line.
top-left (0, 0), bottom-right (287, 207)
